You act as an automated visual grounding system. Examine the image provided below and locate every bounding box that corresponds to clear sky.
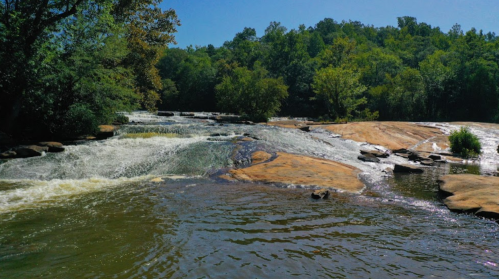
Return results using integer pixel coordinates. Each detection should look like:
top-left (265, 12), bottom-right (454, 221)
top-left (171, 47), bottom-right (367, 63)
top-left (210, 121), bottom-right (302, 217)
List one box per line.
top-left (160, 0), bottom-right (499, 48)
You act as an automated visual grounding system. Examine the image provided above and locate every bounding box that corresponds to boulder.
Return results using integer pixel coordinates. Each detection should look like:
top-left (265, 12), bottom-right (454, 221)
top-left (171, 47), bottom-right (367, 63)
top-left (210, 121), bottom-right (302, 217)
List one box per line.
top-left (225, 152), bottom-right (365, 193)
top-left (438, 174), bottom-right (499, 220)
top-left (0, 151), bottom-right (17, 159)
top-left (158, 111), bottom-right (175, 117)
top-left (407, 151), bottom-right (423, 161)
top-left (299, 126), bottom-right (311, 132)
top-left (311, 189), bottom-right (330, 199)
top-left (180, 112), bottom-right (195, 117)
top-left (15, 145), bottom-right (48, 158)
top-left (360, 149), bottom-right (389, 158)
top-left (393, 164), bottom-right (424, 173)
top-left (97, 125), bottom-right (116, 139)
top-left (357, 154), bottom-right (380, 163)
top-left (392, 148), bottom-right (410, 154)
top-left (38, 142), bottom-right (65, 152)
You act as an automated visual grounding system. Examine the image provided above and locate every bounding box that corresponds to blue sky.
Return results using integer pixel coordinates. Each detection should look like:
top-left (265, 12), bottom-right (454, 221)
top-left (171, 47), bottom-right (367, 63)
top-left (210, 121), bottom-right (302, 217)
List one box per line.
top-left (160, 0), bottom-right (499, 48)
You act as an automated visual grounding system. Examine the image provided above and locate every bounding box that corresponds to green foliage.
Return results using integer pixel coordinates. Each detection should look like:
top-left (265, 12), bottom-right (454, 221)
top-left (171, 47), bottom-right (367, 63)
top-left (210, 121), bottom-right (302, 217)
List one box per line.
top-left (215, 64), bottom-right (288, 122)
top-left (312, 66), bottom-right (367, 119)
top-left (0, 0), bottom-right (179, 138)
top-left (114, 114), bottom-right (130, 125)
top-left (449, 127), bottom-right (482, 158)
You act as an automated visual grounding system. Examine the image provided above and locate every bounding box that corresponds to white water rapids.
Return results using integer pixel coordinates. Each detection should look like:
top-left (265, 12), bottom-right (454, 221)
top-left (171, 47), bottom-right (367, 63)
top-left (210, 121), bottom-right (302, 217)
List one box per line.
top-left (0, 111), bottom-right (498, 214)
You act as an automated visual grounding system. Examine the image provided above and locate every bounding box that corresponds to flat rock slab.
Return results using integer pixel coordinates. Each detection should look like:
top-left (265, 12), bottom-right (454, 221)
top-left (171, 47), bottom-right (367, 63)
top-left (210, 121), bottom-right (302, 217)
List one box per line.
top-left (322, 122), bottom-right (447, 151)
top-left (438, 174), bottom-right (499, 220)
top-left (226, 152), bottom-right (364, 193)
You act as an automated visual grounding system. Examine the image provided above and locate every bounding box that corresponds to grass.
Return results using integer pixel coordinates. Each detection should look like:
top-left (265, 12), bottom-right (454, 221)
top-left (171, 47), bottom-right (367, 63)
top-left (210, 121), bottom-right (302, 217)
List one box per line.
top-left (122, 132), bottom-right (179, 139)
top-left (449, 127), bottom-right (481, 158)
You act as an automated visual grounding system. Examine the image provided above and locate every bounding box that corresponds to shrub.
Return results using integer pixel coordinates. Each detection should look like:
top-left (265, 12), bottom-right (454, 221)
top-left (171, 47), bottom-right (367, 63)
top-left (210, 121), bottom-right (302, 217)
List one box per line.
top-left (449, 127), bottom-right (481, 158)
top-left (114, 114), bottom-right (129, 124)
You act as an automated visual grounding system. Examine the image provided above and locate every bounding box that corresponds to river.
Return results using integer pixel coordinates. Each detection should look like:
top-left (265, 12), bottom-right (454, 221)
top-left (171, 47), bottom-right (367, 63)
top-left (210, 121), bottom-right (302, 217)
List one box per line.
top-left (1, 112), bottom-right (498, 278)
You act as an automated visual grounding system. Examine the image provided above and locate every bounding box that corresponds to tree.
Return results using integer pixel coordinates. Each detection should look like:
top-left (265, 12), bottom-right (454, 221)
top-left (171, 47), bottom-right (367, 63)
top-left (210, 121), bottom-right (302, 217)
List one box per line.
top-left (312, 66), bottom-right (367, 119)
top-left (215, 64), bottom-right (288, 122)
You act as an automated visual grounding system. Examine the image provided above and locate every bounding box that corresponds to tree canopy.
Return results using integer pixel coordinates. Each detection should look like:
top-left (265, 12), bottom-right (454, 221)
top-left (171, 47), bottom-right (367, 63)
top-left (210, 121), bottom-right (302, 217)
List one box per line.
top-left (157, 17), bottom-right (499, 123)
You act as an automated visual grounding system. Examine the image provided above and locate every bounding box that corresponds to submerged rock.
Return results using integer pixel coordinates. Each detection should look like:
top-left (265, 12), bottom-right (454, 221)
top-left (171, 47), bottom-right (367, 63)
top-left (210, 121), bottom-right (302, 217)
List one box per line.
top-left (311, 189), bottom-right (330, 199)
top-left (225, 152), bottom-right (364, 193)
top-left (393, 164), bottom-right (424, 173)
top-left (299, 126), bottom-right (311, 132)
top-left (180, 112), bottom-right (195, 117)
top-left (438, 174), bottom-right (499, 220)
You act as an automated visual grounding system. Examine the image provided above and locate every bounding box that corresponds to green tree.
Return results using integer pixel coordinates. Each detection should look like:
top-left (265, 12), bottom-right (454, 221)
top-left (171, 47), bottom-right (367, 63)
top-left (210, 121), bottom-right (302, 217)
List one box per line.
top-left (312, 66), bottom-right (367, 119)
top-left (215, 64), bottom-right (288, 122)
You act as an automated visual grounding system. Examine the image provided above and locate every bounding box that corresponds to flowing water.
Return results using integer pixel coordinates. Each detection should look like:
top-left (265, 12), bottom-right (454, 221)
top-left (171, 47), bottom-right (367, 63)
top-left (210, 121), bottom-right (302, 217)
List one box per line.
top-left (1, 112), bottom-right (499, 278)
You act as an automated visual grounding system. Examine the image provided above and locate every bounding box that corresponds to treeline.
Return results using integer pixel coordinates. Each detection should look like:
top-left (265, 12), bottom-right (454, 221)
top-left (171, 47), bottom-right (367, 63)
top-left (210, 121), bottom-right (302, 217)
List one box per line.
top-left (157, 17), bottom-right (499, 122)
top-left (0, 0), bottom-right (179, 138)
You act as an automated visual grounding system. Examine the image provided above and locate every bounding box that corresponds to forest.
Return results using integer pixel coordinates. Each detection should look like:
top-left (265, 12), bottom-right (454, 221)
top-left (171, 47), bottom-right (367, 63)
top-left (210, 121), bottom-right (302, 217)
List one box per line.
top-left (1, 1), bottom-right (499, 139)
top-left (157, 17), bottom-right (499, 123)
top-left (0, 0), bottom-right (179, 138)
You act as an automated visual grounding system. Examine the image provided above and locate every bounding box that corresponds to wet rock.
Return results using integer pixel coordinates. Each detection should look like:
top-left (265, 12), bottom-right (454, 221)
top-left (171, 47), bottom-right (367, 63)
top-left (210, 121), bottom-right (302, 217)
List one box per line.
top-left (97, 125), bottom-right (116, 139)
top-left (438, 174), bottom-right (499, 220)
top-left (180, 112), bottom-right (195, 117)
top-left (407, 151), bottom-right (423, 161)
top-left (428, 154), bottom-right (442, 160)
top-left (311, 189), bottom-right (330, 199)
top-left (393, 164), bottom-right (424, 173)
top-left (360, 149), bottom-right (389, 158)
top-left (38, 142), bottom-right (65, 152)
top-left (226, 152), bottom-right (365, 193)
top-left (393, 148), bottom-right (410, 154)
top-left (251, 151), bottom-right (272, 165)
top-left (0, 150), bottom-right (17, 159)
top-left (434, 159), bottom-right (447, 163)
top-left (299, 126), bottom-right (311, 132)
top-left (420, 159), bottom-right (434, 166)
top-left (158, 111), bottom-right (175, 117)
top-left (357, 154), bottom-right (380, 163)
top-left (15, 145), bottom-right (49, 158)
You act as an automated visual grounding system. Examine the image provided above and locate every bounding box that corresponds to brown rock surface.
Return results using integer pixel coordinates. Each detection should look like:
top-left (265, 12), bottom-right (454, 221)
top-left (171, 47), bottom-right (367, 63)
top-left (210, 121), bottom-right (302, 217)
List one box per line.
top-left (438, 174), bottom-right (499, 219)
top-left (322, 122), bottom-right (447, 151)
top-left (251, 151), bottom-right (272, 165)
top-left (97, 125), bottom-right (116, 139)
top-left (226, 152), bottom-right (364, 193)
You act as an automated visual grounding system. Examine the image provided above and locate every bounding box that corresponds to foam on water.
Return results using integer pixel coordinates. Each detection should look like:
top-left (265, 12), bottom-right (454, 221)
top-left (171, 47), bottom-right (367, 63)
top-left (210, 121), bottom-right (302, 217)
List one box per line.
top-left (0, 177), bottom-right (148, 213)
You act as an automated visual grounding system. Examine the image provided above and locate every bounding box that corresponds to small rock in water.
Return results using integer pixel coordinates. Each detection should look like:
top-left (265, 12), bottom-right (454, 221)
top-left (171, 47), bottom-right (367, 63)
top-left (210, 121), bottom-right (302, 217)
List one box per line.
top-left (357, 154), bottom-right (380, 163)
top-left (38, 142), bottom-right (65, 152)
top-left (299, 126), bottom-right (311, 132)
top-left (311, 189), bottom-right (330, 199)
top-left (393, 164), bottom-right (424, 173)
top-left (158, 111), bottom-right (175, 117)
top-left (428, 154), bottom-right (442, 160)
top-left (97, 125), bottom-right (116, 139)
top-left (15, 145), bottom-right (48, 158)
top-left (0, 150), bottom-right (17, 159)
top-left (420, 159), bottom-right (434, 166)
top-left (360, 149), bottom-right (389, 158)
